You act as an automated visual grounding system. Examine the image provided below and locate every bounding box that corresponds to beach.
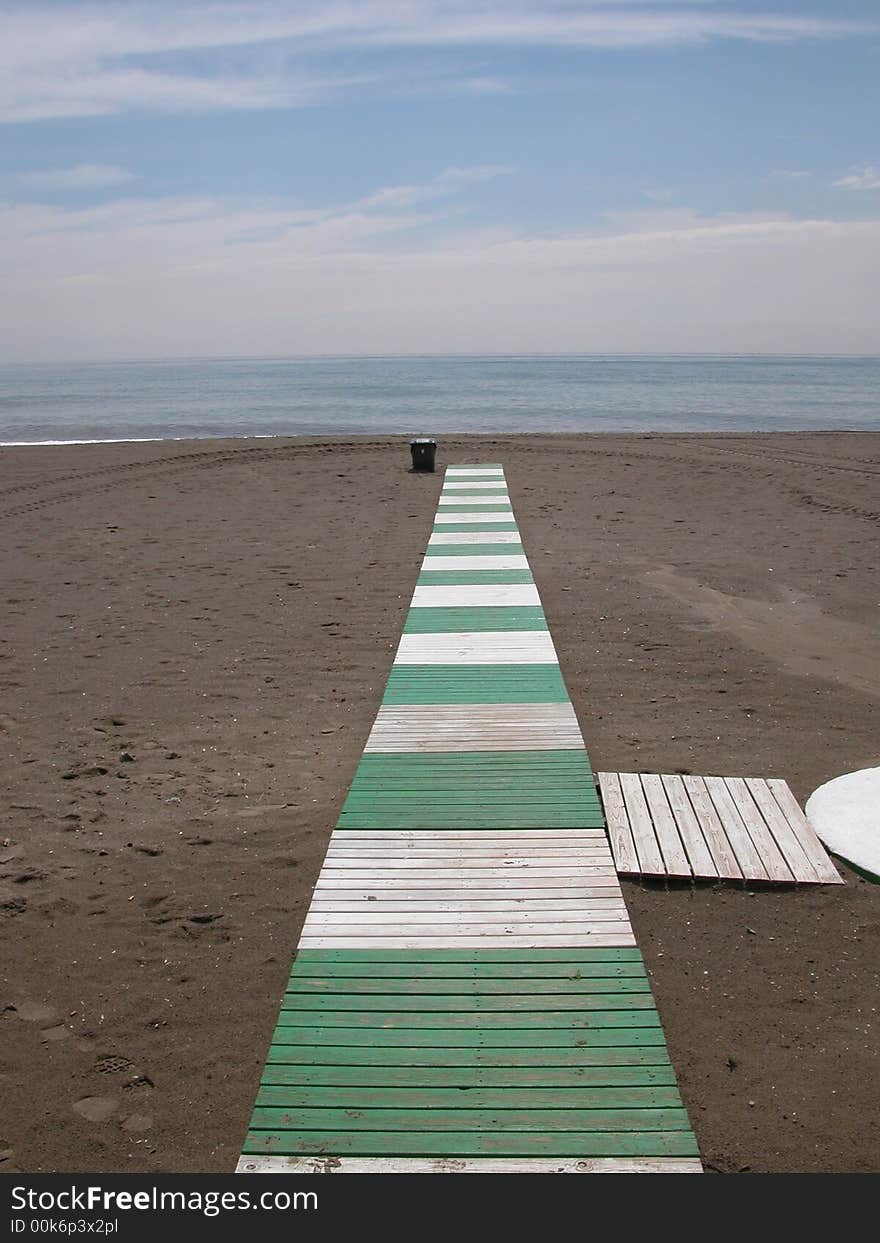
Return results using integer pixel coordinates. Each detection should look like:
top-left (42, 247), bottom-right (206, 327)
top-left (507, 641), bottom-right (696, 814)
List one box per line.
top-left (1, 430), bottom-right (878, 1174)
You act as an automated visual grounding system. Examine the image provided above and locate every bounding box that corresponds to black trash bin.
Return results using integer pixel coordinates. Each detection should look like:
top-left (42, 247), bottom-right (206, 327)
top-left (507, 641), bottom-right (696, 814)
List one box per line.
top-left (410, 438), bottom-right (437, 472)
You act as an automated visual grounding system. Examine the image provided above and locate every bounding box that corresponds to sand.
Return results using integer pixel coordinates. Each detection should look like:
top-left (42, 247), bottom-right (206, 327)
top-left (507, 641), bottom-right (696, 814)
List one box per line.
top-left (1, 431), bottom-right (878, 1174)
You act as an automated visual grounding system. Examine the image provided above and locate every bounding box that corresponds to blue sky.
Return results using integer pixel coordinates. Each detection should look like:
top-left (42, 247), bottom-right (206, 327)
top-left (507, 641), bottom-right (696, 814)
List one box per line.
top-left (1, 1), bottom-right (879, 360)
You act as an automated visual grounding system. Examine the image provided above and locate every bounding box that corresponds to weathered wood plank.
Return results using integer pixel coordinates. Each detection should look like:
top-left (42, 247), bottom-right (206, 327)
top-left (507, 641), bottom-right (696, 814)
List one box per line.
top-left (299, 934), bottom-right (638, 949)
top-left (394, 631), bottom-right (559, 664)
top-left (237, 1155), bottom-right (702, 1173)
top-left (300, 919), bottom-right (637, 936)
top-left (618, 772), bottom-right (665, 876)
top-left (703, 776), bottom-right (768, 880)
top-left (743, 778), bottom-right (820, 883)
top-left (681, 776), bottom-right (743, 879)
top-left (724, 777), bottom-right (793, 882)
top-left (596, 772), bottom-right (638, 875)
top-left (659, 775), bottom-right (717, 878)
top-left (639, 774), bottom-right (692, 878)
top-left (765, 778), bottom-right (843, 884)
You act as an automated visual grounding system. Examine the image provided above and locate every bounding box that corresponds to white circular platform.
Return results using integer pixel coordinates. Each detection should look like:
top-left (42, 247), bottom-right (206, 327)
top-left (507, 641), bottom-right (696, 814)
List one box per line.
top-left (805, 767), bottom-right (880, 882)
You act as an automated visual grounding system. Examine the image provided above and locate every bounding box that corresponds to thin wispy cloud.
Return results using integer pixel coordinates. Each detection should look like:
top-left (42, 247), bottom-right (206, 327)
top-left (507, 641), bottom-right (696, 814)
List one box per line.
top-left (2, 181), bottom-right (878, 359)
top-left (10, 163), bottom-right (135, 192)
top-left (1, 2), bottom-right (876, 122)
top-left (834, 164), bottom-right (880, 191)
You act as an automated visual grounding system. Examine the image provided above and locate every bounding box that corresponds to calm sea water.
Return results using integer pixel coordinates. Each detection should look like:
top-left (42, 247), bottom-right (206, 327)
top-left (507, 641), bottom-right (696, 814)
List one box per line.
top-left (0, 355), bottom-right (878, 444)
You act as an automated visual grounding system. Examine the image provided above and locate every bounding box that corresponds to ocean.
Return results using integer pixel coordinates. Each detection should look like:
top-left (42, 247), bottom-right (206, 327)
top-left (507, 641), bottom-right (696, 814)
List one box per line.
top-left (0, 354), bottom-right (878, 445)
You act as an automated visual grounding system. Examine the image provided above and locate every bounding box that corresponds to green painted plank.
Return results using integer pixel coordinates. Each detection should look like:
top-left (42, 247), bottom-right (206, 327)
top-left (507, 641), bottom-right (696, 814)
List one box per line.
top-left (259, 1065), bottom-right (677, 1089)
top-left (285, 979), bottom-right (650, 996)
top-left (269, 1027), bottom-right (667, 1048)
top-left (275, 1011), bottom-right (660, 1030)
top-left (264, 1045), bottom-right (671, 1067)
top-left (243, 1129), bottom-right (699, 1157)
top-left (337, 816), bottom-right (605, 829)
top-left (293, 948), bottom-right (643, 964)
top-left (256, 1085), bottom-right (685, 1110)
top-left (431, 523), bottom-right (520, 533)
top-left (250, 1105), bottom-right (691, 1133)
top-left (423, 543), bottom-right (523, 556)
top-left (289, 958), bottom-right (646, 979)
top-left (382, 665), bottom-right (569, 704)
top-left (339, 752), bottom-right (601, 826)
top-left (404, 606), bottom-right (547, 634)
top-left (437, 499), bottom-right (512, 509)
top-left (417, 571), bottom-right (535, 585)
top-left (280, 994), bottom-right (655, 1014)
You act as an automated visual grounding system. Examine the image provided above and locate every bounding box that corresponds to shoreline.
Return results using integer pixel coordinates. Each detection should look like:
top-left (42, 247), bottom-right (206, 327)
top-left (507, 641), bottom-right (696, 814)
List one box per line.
top-left (2, 431), bottom-right (878, 1173)
top-left (3, 426), bottom-right (880, 448)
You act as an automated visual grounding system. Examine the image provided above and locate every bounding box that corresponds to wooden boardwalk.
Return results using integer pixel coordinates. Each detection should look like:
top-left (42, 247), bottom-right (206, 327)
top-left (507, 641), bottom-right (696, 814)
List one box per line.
top-left (599, 772), bottom-right (842, 884)
top-left (237, 465), bottom-right (701, 1174)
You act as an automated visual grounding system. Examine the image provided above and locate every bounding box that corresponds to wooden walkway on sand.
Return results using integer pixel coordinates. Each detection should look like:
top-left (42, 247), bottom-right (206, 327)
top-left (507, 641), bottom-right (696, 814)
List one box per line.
top-left (599, 772), bottom-right (842, 884)
top-left (237, 465), bottom-right (701, 1174)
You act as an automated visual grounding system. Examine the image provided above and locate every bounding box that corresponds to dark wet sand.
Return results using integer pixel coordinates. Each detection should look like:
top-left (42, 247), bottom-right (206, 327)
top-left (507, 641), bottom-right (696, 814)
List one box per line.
top-left (1, 431), bottom-right (878, 1173)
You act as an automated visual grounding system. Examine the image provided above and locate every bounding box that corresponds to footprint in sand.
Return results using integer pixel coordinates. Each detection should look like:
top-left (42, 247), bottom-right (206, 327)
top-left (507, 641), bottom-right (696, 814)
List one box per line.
top-left (73, 1096), bottom-right (119, 1123)
top-left (13, 1000), bottom-right (60, 1026)
top-left (121, 1114), bottom-right (153, 1134)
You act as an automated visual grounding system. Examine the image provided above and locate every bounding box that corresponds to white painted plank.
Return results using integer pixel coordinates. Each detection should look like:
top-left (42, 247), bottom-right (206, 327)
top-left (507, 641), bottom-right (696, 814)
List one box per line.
top-left (365, 704), bottom-right (577, 720)
top-left (442, 481), bottom-right (510, 490)
top-left (237, 1156), bottom-right (702, 1174)
top-left (421, 555), bottom-right (530, 571)
top-left (325, 846), bottom-right (613, 859)
top-left (328, 830), bottom-right (607, 841)
top-left (618, 772), bottom-right (665, 876)
top-left (681, 776), bottom-right (743, 880)
top-left (724, 777), bottom-right (794, 883)
top-left (310, 899), bottom-right (629, 912)
top-left (659, 775), bottom-right (717, 879)
top-left (311, 888), bottom-right (625, 902)
top-left (434, 512), bottom-right (516, 524)
top-left (323, 854), bottom-right (613, 868)
top-left (362, 737), bottom-right (583, 753)
top-left (639, 774), bottom-right (692, 878)
top-left (314, 875), bottom-right (622, 889)
top-left (394, 630), bottom-right (558, 664)
top-left (365, 702), bottom-right (583, 752)
top-left (319, 869), bottom-right (618, 882)
top-left (444, 468), bottom-right (505, 477)
top-left (703, 776), bottom-right (768, 881)
top-left (298, 933), bottom-right (638, 949)
top-left (743, 778), bottom-right (820, 883)
top-left (428, 531), bottom-right (522, 545)
top-left (596, 772), bottom-right (639, 876)
top-left (765, 778), bottom-right (843, 884)
top-left (440, 494), bottom-right (510, 503)
top-left (410, 584), bottom-right (540, 607)
top-left (302, 910), bottom-right (631, 927)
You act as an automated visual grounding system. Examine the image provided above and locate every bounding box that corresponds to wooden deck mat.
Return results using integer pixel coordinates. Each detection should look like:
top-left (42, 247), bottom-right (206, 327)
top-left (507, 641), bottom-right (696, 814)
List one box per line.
top-left (598, 772), bottom-right (842, 884)
top-left (237, 465), bottom-right (701, 1174)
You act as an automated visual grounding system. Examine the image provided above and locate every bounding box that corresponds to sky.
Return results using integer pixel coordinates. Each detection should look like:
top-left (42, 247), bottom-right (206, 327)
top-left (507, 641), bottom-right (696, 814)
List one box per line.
top-left (1, 0), bottom-right (879, 361)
